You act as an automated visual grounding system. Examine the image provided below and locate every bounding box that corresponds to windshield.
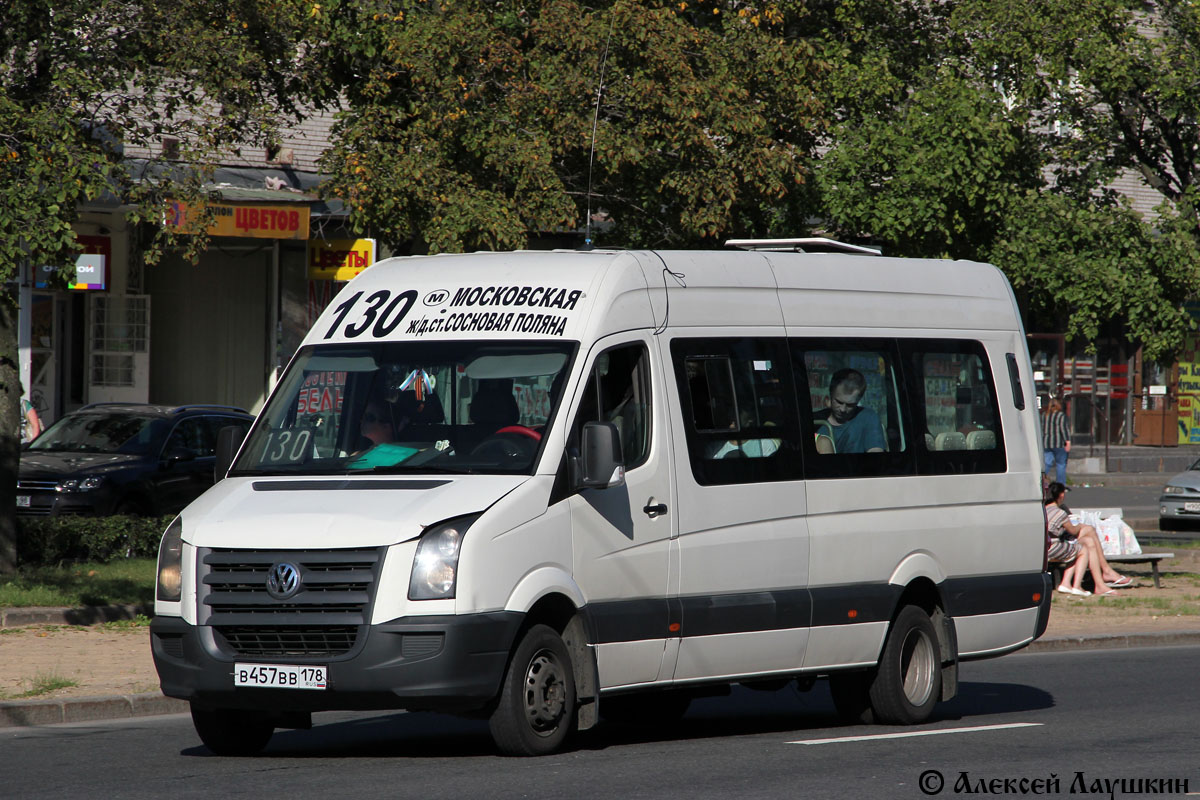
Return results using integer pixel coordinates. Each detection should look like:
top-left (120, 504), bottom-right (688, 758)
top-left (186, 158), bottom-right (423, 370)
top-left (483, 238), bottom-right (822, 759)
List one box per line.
top-left (28, 413), bottom-right (166, 456)
top-left (232, 340), bottom-right (577, 476)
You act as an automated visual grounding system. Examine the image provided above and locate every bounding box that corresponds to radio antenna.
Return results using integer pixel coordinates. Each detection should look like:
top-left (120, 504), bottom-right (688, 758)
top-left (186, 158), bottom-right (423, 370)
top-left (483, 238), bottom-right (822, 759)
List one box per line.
top-left (584, 14), bottom-right (616, 250)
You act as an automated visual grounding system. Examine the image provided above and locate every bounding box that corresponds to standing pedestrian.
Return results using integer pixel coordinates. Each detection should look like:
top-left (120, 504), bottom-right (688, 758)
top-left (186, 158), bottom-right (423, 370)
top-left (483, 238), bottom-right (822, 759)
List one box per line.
top-left (1042, 397), bottom-right (1070, 485)
top-left (19, 382), bottom-right (43, 444)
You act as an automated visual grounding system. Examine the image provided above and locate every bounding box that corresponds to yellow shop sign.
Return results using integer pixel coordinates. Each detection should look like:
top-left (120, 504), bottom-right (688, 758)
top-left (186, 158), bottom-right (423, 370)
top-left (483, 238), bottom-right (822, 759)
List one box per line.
top-left (308, 238), bottom-right (376, 281)
top-left (166, 202), bottom-right (310, 240)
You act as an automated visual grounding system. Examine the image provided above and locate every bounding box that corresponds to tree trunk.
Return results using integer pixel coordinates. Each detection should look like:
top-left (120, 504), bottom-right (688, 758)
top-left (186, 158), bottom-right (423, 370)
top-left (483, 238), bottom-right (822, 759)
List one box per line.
top-left (0, 288), bottom-right (22, 573)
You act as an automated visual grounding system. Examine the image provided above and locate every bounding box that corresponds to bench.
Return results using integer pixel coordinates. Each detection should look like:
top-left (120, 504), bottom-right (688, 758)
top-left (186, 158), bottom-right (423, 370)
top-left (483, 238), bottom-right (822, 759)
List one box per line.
top-left (1051, 552), bottom-right (1175, 589)
top-left (1105, 552), bottom-right (1174, 589)
top-left (1051, 507), bottom-right (1174, 589)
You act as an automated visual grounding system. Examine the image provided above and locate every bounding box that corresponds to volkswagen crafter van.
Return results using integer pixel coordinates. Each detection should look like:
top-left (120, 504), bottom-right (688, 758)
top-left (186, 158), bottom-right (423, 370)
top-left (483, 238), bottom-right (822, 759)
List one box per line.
top-left (151, 241), bottom-right (1051, 756)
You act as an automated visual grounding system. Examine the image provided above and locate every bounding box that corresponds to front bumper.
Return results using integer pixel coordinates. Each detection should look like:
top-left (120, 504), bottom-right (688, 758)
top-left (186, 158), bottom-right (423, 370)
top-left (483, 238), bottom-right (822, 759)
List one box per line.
top-left (14, 487), bottom-right (113, 517)
top-left (151, 612), bottom-right (524, 713)
top-left (1159, 495), bottom-right (1200, 523)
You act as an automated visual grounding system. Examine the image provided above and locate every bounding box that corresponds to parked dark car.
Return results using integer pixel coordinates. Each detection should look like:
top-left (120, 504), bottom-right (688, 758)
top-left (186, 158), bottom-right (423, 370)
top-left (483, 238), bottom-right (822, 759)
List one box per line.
top-left (16, 403), bottom-right (253, 517)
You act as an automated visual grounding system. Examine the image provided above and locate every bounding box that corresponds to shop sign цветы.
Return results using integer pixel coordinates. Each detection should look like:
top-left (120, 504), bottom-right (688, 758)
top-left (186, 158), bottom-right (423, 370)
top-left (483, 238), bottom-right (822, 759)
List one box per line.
top-left (308, 238), bottom-right (376, 281)
top-left (166, 201), bottom-right (310, 240)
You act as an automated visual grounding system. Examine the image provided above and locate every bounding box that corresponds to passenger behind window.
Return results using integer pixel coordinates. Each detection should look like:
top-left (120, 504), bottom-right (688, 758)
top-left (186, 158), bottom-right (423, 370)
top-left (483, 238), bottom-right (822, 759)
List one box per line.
top-left (813, 368), bottom-right (885, 453)
top-left (709, 407), bottom-right (781, 459)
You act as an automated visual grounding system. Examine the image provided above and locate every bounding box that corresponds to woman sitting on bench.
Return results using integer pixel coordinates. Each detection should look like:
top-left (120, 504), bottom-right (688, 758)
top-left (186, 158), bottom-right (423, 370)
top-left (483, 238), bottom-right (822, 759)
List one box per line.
top-left (1045, 481), bottom-right (1132, 596)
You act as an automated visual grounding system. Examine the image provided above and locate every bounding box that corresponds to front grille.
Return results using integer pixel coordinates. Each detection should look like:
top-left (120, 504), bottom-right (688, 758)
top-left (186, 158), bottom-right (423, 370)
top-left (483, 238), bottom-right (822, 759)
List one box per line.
top-left (15, 507), bottom-right (54, 517)
top-left (215, 626), bottom-right (358, 657)
top-left (199, 547), bottom-right (382, 657)
top-left (16, 480), bottom-right (57, 491)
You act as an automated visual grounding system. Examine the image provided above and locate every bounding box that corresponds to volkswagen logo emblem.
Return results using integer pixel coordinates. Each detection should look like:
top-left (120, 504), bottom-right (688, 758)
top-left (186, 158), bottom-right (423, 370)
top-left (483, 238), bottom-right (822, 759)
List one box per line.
top-left (265, 562), bottom-right (302, 600)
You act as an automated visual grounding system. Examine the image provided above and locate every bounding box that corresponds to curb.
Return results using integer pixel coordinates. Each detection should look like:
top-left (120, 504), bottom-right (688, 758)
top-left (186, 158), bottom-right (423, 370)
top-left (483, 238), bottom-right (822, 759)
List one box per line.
top-left (0, 604), bottom-right (152, 628)
top-left (0, 692), bottom-right (188, 729)
top-left (1024, 630), bottom-right (1200, 653)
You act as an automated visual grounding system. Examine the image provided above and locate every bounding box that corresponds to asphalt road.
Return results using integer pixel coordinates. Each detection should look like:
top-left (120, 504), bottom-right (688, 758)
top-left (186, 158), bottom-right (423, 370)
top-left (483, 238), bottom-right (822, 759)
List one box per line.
top-left (1069, 478), bottom-right (1166, 528)
top-left (5, 645), bottom-right (1197, 799)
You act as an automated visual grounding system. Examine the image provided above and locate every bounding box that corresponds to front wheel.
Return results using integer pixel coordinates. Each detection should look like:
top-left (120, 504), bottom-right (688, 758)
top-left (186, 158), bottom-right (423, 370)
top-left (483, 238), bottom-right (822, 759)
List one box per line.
top-left (190, 706), bottom-right (275, 756)
top-left (868, 605), bottom-right (942, 724)
top-left (489, 624), bottom-right (576, 756)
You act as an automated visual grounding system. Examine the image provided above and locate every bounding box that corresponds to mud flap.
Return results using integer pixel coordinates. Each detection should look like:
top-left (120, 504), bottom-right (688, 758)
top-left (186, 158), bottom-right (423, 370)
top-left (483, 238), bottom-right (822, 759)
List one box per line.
top-left (934, 607), bottom-right (959, 702)
top-left (562, 615), bottom-right (598, 730)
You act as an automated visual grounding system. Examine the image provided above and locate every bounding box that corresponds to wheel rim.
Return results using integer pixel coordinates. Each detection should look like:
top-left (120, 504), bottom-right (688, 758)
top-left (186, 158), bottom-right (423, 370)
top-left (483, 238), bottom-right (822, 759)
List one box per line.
top-left (899, 627), bottom-right (936, 707)
top-left (522, 648), bottom-right (567, 737)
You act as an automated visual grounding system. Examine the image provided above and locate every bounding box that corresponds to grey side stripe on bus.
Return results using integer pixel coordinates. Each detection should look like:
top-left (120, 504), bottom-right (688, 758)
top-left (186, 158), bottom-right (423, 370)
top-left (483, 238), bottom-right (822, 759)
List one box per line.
top-left (582, 573), bottom-right (1044, 644)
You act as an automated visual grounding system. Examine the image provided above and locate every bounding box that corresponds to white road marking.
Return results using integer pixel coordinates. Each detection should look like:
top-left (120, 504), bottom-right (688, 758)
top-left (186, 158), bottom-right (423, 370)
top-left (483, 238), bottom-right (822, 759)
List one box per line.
top-left (788, 722), bottom-right (1043, 745)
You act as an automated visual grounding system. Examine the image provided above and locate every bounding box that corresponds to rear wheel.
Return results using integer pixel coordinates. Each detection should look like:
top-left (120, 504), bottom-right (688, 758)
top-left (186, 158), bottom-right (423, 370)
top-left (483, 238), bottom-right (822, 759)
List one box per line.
top-left (190, 706), bottom-right (275, 756)
top-left (489, 624), bottom-right (576, 756)
top-left (868, 604), bottom-right (942, 724)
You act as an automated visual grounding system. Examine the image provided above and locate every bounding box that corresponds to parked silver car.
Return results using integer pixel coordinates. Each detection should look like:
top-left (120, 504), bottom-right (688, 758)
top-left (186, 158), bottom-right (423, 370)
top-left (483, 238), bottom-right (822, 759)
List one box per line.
top-left (1159, 458), bottom-right (1200, 529)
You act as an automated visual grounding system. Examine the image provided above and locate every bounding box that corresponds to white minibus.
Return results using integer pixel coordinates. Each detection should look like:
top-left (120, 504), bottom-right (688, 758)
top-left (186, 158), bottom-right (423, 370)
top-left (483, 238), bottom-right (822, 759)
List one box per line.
top-left (151, 241), bottom-right (1051, 756)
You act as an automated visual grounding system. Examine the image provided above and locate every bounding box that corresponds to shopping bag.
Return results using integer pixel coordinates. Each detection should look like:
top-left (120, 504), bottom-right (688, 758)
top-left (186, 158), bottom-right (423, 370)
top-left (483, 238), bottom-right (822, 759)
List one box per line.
top-left (1096, 517), bottom-right (1124, 556)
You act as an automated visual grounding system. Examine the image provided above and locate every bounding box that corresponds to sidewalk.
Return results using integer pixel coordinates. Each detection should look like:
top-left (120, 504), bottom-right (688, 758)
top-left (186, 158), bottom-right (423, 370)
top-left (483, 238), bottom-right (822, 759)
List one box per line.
top-left (1070, 442), bottom-right (1200, 477)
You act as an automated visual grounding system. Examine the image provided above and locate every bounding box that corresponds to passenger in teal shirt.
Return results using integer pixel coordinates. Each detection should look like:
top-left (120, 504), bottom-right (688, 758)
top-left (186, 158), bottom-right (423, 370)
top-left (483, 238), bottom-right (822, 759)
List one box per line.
top-left (814, 368), bottom-right (886, 453)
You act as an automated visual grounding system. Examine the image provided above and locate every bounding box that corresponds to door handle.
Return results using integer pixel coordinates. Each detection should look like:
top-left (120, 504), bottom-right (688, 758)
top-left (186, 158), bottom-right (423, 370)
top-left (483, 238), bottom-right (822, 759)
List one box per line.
top-left (643, 502), bottom-right (668, 518)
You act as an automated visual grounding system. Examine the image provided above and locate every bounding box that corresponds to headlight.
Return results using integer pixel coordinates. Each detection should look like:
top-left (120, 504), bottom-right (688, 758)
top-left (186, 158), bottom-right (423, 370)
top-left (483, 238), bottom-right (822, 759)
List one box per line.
top-left (408, 515), bottom-right (478, 600)
top-left (56, 476), bottom-right (104, 493)
top-left (1164, 485), bottom-right (1186, 494)
top-left (156, 517), bottom-right (184, 602)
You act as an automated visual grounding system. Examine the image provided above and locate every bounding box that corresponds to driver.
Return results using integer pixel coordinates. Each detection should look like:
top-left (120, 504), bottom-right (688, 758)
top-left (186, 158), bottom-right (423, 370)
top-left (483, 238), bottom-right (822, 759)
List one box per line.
top-left (359, 401), bottom-right (396, 447)
top-left (348, 396), bottom-right (419, 468)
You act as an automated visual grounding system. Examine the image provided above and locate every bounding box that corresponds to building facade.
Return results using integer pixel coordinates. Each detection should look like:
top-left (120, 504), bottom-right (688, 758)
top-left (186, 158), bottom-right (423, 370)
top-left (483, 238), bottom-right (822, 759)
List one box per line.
top-left (17, 109), bottom-right (377, 424)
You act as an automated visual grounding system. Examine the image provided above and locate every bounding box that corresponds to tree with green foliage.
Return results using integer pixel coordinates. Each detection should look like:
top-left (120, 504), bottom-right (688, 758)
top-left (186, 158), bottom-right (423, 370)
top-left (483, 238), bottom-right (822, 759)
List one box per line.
top-left (814, 0), bottom-right (1200, 360)
top-left (308, 0), bottom-right (829, 252)
top-left (0, 1), bottom-right (313, 572)
top-left (818, 67), bottom-right (1042, 260)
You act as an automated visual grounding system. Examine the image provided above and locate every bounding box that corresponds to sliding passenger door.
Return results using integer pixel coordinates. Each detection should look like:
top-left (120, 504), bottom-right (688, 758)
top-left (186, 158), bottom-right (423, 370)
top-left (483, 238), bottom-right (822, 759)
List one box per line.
top-left (663, 336), bottom-right (811, 683)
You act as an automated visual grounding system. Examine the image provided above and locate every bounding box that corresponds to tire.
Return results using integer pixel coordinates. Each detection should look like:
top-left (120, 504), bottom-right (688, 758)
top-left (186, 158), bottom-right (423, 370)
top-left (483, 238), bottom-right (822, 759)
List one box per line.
top-left (488, 624), bottom-right (576, 756)
top-left (600, 690), bottom-right (691, 726)
top-left (190, 706), bottom-right (275, 756)
top-left (867, 605), bottom-right (942, 725)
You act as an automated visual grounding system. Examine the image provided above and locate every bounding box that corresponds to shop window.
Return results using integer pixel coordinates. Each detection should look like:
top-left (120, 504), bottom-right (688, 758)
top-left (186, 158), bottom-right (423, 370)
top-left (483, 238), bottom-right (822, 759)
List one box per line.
top-left (90, 296), bottom-right (148, 387)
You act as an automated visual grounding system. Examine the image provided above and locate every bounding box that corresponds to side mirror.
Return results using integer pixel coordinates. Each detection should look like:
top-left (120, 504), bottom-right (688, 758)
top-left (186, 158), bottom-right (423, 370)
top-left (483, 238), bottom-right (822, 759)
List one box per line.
top-left (579, 421), bottom-right (625, 490)
top-left (214, 425), bottom-right (247, 482)
top-left (165, 447), bottom-right (196, 465)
